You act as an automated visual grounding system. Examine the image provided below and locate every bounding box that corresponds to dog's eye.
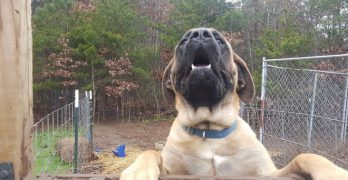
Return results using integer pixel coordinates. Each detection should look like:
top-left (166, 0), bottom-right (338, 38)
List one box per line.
top-left (216, 38), bottom-right (224, 45)
top-left (180, 39), bottom-right (188, 45)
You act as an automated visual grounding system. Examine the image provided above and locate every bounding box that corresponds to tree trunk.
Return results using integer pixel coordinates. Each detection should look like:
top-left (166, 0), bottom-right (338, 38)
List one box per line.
top-left (0, 0), bottom-right (33, 179)
top-left (153, 81), bottom-right (160, 117)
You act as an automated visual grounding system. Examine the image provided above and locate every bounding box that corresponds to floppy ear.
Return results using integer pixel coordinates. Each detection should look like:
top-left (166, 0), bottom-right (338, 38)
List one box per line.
top-left (162, 59), bottom-right (175, 104)
top-left (233, 53), bottom-right (255, 103)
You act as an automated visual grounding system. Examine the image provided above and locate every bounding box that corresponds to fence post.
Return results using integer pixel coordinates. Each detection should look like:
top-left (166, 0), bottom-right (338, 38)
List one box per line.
top-left (89, 90), bottom-right (94, 149)
top-left (85, 91), bottom-right (91, 144)
top-left (308, 73), bottom-right (318, 147)
top-left (0, 0), bottom-right (33, 178)
top-left (47, 115), bottom-right (50, 134)
top-left (281, 112), bottom-right (285, 139)
top-left (259, 57), bottom-right (268, 144)
top-left (74, 90), bottom-right (79, 174)
top-left (341, 77), bottom-right (348, 143)
top-left (52, 111), bottom-right (55, 131)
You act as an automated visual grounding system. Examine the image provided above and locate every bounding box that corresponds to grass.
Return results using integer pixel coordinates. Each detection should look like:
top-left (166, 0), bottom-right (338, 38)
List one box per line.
top-left (34, 127), bottom-right (74, 175)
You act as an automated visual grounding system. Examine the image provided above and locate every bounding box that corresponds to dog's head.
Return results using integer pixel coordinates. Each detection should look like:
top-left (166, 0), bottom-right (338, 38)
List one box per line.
top-left (163, 28), bottom-right (254, 126)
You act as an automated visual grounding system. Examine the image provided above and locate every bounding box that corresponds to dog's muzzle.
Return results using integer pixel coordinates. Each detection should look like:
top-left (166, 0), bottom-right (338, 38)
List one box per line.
top-left (174, 28), bottom-right (232, 108)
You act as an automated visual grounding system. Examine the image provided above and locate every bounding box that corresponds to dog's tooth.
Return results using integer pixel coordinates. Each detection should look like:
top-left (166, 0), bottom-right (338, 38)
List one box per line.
top-left (207, 64), bottom-right (211, 68)
top-left (191, 64), bottom-right (196, 69)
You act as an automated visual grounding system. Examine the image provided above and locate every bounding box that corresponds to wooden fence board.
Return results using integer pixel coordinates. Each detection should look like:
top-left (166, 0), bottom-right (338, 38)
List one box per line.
top-left (0, 0), bottom-right (33, 179)
top-left (37, 174), bottom-right (293, 180)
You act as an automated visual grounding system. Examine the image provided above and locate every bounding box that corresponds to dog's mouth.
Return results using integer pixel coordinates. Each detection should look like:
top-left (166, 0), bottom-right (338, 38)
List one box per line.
top-left (179, 50), bottom-right (231, 108)
top-left (186, 48), bottom-right (216, 78)
top-left (191, 55), bottom-right (211, 71)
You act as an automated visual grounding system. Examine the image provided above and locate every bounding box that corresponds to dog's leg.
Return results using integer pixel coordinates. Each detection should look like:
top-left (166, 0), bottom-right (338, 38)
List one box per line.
top-left (272, 153), bottom-right (348, 179)
top-left (120, 150), bottom-right (162, 180)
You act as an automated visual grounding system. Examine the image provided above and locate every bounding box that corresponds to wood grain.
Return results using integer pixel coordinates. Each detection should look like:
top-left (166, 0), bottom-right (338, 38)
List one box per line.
top-left (37, 174), bottom-right (293, 180)
top-left (0, 0), bottom-right (33, 179)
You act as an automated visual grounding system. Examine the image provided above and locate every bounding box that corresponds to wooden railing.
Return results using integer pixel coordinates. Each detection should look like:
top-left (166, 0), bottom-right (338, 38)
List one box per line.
top-left (37, 174), bottom-right (293, 180)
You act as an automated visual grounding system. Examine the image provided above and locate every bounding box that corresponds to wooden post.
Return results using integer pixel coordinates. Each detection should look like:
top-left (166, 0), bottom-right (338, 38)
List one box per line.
top-left (0, 0), bottom-right (33, 179)
top-left (36, 174), bottom-right (293, 180)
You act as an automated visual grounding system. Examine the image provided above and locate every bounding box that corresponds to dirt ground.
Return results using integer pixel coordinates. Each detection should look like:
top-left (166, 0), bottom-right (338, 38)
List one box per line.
top-left (93, 119), bottom-right (173, 150)
top-left (81, 119), bottom-right (173, 174)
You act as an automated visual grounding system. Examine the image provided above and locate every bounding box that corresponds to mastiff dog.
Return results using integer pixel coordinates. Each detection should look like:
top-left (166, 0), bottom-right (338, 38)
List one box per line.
top-left (121, 28), bottom-right (348, 180)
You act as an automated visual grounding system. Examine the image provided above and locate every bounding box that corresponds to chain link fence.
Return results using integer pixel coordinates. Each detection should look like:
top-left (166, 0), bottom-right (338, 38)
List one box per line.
top-left (242, 54), bottom-right (348, 169)
top-left (33, 91), bottom-right (93, 175)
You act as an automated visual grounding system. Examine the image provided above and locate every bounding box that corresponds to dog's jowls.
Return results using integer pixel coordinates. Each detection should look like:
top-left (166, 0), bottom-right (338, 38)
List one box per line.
top-left (121, 28), bottom-right (348, 180)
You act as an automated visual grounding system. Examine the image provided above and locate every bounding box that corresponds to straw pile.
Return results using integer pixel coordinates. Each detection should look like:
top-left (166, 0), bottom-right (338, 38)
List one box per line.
top-left (56, 137), bottom-right (93, 164)
top-left (94, 146), bottom-right (143, 174)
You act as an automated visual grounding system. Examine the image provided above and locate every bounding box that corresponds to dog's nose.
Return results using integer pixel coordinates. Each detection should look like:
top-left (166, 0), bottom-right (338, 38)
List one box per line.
top-left (189, 29), bottom-right (212, 41)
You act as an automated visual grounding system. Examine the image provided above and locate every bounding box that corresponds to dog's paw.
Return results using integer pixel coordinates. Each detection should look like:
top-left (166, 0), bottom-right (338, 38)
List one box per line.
top-left (120, 163), bottom-right (160, 180)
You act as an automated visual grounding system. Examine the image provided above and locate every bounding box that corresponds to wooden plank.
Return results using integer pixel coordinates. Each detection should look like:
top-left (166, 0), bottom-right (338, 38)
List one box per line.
top-left (0, 0), bottom-right (33, 179)
top-left (37, 174), bottom-right (293, 180)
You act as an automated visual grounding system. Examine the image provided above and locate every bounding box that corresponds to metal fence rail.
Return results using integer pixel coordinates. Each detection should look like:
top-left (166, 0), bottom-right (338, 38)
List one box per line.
top-left (33, 91), bottom-right (93, 175)
top-left (246, 54), bottom-right (348, 169)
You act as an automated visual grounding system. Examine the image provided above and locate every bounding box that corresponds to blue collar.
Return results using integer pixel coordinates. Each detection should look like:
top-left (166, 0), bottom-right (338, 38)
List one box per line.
top-left (182, 121), bottom-right (238, 139)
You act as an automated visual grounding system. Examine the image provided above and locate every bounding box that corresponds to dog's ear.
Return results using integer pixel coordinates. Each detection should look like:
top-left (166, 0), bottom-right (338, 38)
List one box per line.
top-left (233, 53), bottom-right (255, 103)
top-left (162, 59), bottom-right (175, 104)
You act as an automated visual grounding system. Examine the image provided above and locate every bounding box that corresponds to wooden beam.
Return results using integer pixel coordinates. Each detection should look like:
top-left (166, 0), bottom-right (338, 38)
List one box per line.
top-left (37, 174), bottom-right (293, 180)
top-left (0, 0), bottom-right (33, 179)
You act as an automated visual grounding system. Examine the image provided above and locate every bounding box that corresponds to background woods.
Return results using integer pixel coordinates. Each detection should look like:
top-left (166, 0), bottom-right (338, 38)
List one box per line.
top-left (31, 0), bottom-right (348, 121)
